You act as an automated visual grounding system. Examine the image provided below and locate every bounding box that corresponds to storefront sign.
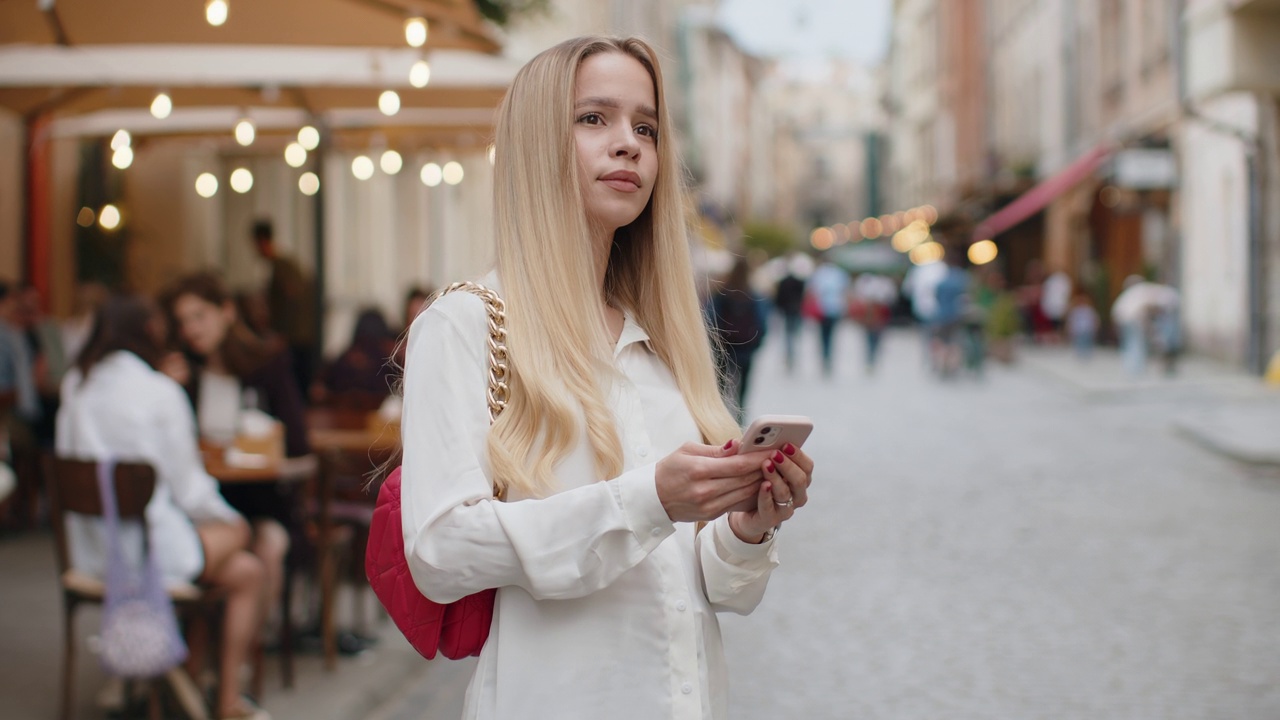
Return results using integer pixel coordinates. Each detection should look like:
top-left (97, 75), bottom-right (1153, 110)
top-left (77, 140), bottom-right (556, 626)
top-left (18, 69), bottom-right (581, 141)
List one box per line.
top-left (1112, 149), bottom-right (1177, 189)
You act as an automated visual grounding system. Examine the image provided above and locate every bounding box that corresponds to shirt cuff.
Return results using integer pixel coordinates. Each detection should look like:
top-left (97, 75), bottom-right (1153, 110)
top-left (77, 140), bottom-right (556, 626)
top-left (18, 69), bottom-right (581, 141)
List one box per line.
top-left (611, 462), bottom-right (675, 550)
top-left (713, 514), bottom-right (778, 562)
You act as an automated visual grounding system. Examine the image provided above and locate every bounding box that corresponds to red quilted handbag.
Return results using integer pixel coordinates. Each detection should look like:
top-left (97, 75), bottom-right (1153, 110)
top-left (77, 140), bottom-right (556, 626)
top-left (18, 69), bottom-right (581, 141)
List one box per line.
top-left (365, 282), bottom-right (508, 660)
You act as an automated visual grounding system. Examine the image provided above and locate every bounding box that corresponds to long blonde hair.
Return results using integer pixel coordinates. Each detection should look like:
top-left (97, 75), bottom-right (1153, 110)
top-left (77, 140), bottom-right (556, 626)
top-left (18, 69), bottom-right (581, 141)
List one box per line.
top-left (488, 36), bottom-right (739, 498)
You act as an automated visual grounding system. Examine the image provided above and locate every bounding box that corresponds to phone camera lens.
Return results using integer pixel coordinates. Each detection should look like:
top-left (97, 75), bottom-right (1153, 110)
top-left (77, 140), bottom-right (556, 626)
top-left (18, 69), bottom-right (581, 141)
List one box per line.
top-left (760, 426), bottom-right (773, 434)
top-left (753, 436), bottom-right (765, 445)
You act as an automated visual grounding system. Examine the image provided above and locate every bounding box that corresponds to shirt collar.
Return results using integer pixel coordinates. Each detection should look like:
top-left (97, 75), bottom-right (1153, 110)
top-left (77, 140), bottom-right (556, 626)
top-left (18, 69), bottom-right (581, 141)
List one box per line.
top-left (615, 309), bottom-right (655, 358)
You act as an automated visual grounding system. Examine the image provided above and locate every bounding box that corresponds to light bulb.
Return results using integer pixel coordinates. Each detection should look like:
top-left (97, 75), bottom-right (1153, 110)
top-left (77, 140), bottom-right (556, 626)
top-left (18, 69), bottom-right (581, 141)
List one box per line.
top-left (351, 156), bottom-right (375, 180)
top-left (284, 143), bottom-right (307, 168)
top-left (99, 204), bottom-right (121, 231)
top-left (111, 146), bottom-right (134, 170)
top-left (299, 172), bottom-right (320, 196)
top-left (442, 161), bottom-right (464, 185)
top-left (205, 0), bottom-right (228, 27)
top-left (76, 207), bottom-right (96, 228)
top-left (968, 240), bottom-right (999, 266)
top-left (229, 167), bottom-right (254, 193)
top-left (150, 92), bottom-right (172, 119)
top-left (110, 129), bottom-right (131, 151)
top-left (378, 90), bottom-right (401, 117)
top-left (420, 162), bottom-right (442, 187)
top-left (380, 150), bottom-right (403, 175)
top-left (297, 125), bottom-right (320, 150)
top-left (409, 59), bottom-right (431, 88)
top-left (195, 173), bottom-right (219, 198)
top-left (404, 17), bottom-right (428, 48)
top-left (234, 119), bottom-right (255, 146)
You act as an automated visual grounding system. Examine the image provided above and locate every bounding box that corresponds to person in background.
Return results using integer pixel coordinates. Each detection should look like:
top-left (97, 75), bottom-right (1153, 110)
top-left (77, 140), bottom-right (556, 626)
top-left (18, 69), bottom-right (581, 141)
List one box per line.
top-left (317, 308), bottom-right (396, 402)
top-left (1066, 293), bottom-right (1099, 360)
top-left (0, 282), bottom-right (38, 422)
top-left (1040, 269), bottom-right (1072, 343)
top-left (849, 272), bottom-right (897, 374)
top-left (773, 255), bottom-right (807, 374)
top-left (250, 220), bottom-right (317, 395)
top-left (57, 295), bottom-right (270, 720)
top-left (161, 272), bottom-right (303, 638)
top-left (902, 256), bottom-right (948, 368)
top-left (709, 257), bottom-right (767, 423)
top-left (807, 253), bottom-right (850, 377)
top-left (931, 247), bottom-right (971, 378)
top-left (402, 286), bottom-right (434, 333)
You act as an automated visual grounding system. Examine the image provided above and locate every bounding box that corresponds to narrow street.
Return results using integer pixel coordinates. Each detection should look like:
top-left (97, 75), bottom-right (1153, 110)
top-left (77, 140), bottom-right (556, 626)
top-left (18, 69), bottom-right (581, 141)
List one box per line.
top-left (366, 322), bottom-right (1280, 719)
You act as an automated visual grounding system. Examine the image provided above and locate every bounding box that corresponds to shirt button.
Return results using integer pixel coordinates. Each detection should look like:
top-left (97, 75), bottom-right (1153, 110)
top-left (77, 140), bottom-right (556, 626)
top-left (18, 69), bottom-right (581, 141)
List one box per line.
top-left (676, 600), bottom-right (687, 612)
top-left (681, 683), bottom-right (693, 695)
top-left (651, 528), bottom-right (662, 537)
top-left (637, 446), bottom-right (649, 458)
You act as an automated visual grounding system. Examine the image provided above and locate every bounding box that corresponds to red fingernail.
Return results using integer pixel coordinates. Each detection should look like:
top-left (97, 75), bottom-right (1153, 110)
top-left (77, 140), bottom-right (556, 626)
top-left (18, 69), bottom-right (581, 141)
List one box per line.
top-left (773, 451), bottom-right (785, 464)
top-left (783, 443), bottom-right (796, 456)
top-left (763, 482), bottom-right (772, 493)
top-left (765, 461), bottom-right (775, 474)
top-left (723, 439), bottom-right (734, 450)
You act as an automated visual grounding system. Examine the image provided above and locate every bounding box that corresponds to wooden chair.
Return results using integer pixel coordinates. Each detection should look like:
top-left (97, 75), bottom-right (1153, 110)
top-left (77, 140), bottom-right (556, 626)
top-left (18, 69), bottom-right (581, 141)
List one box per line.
top-left (45, 456), bottom-right (224, 720)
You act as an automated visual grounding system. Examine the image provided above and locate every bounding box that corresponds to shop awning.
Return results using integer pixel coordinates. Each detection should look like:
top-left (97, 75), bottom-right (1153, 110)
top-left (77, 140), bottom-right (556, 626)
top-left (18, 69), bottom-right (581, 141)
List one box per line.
top-left (972, 145), bottom-right (1112, 242)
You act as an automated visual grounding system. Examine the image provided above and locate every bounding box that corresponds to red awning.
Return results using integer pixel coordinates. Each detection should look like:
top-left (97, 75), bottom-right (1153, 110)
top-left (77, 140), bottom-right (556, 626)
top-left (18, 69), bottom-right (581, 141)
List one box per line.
top-left (972, 145), bottom-right (1112, 242)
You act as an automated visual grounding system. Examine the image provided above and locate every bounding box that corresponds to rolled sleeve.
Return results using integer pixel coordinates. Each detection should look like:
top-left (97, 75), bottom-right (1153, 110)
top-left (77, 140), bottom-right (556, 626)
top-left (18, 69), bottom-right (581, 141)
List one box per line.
top-left (609, 462), bottom-right (676, 551)
top-left (697, 514), bottom-right (778, 615)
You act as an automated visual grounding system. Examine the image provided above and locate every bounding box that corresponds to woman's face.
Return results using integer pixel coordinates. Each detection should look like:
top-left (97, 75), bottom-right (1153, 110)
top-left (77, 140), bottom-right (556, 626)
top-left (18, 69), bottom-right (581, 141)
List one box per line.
top-left (172, 293), bottom-right (234, 357)
top-left (573, 51), bottom-right (659, 234)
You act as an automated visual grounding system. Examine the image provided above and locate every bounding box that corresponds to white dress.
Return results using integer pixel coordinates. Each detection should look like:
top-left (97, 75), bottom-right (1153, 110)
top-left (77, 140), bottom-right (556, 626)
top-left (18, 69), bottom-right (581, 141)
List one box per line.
top-left (57, 351), bottom-right (241, 584)
top-left (401, 286), bottom-right (778, 720)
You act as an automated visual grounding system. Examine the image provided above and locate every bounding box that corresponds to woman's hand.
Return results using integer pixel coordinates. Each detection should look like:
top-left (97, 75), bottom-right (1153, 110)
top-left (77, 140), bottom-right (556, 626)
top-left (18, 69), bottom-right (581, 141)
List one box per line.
top-left (656, 440), bottom-right (772, 523)
top-left (729, 442), bottom-right (814, 543)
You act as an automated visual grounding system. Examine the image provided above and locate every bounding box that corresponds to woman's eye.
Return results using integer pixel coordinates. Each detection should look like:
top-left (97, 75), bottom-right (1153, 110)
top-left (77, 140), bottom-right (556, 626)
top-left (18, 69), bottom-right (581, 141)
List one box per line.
top-left (578, 112), bottom-right (603, 125)
top-left (636, 124), bottom-right (657, 139)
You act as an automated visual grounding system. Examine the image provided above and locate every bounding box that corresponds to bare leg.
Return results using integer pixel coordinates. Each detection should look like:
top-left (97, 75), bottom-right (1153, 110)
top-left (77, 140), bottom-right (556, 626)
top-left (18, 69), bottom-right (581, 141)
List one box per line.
top-left (251, 519), bottom-right (289, 631)
top-left (198, 521), bottom-right (265, 719)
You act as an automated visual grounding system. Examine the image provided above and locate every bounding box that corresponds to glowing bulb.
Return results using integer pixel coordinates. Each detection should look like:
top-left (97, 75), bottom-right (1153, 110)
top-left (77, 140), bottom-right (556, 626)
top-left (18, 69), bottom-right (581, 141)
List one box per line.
top-left (111, 146), bottom-right (134, 170)
top-left (229, 167), bottom-right (253, 193)
top-left (299, 172), bottom-right (320, 196)
top-left (968, 239), bottom-right (999, 266)
top-left (110, 129), bottom-right (131, 151)
top-left (284, 143), bottom-right (307, 168)
top-left (488, 144), bottom-right (496, 165)
top-left (298, 126), bottom-right (320, 150)
top-left (404, 17), bottom-right (428, 48)
top-left (234, 119), bottom-right (255, 146)
top-left (195, 173), bottom-right (219, 198)
top-left (150, 92), bottom-right (172, 119)
top-left (98, 204), bottom-right (121, 231)
top-left (205, 0), bottom-right (228, 26)
top-left (409, 59), bottom-right (431, 88)
top-left (909, 241), bottom-right (945, 266)
top-left (442, 161), bottom-right (464, 185)
top-left (420, 162), bottom-right (442, 187)
top-left (352, 155), bottom-right (375, 180)
top-left (378, 90), bottom-right (401, 117)
top-left (76, 207), bottom-right (95, 228)
top-left (380, 150), bottom-right (403, 175)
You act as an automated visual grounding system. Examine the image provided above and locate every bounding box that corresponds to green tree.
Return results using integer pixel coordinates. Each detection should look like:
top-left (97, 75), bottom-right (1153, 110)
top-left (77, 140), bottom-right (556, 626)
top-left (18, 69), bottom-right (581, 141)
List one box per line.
top-left (741, 221), bottom-right (798, 258)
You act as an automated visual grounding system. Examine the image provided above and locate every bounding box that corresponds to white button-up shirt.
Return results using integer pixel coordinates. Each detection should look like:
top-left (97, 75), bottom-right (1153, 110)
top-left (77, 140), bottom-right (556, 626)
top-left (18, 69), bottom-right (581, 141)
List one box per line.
top-left (57, 351), bottom-right (241, 583)
top-left (401, 285), bottom-right (778, 720)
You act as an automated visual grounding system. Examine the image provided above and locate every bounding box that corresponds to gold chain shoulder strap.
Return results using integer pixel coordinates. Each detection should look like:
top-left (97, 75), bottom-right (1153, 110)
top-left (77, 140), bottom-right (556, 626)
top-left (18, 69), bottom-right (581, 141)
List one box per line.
top-left (439, 281), bottom-right (509, 425)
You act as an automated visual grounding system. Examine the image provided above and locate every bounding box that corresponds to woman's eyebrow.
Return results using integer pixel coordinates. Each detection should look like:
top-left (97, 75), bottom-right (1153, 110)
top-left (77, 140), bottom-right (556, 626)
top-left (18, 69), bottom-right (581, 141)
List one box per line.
top-left (575, 96), bottom-right (658, 121)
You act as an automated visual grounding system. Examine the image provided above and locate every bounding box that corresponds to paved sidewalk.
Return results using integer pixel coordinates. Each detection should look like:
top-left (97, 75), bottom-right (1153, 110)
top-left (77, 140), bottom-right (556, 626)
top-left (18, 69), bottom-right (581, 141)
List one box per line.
top-left (1019, 344), bottom-right (1280, 467)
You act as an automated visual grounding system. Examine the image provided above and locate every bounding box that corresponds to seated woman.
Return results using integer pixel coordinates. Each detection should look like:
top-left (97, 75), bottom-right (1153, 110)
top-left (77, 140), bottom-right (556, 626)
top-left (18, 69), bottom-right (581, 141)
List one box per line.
top-left (57, 295), bottom-right (269, 720)
top-left (315, 308), bottom-right (394, 407)
top-left (160, 272), bottom-right (308, 638)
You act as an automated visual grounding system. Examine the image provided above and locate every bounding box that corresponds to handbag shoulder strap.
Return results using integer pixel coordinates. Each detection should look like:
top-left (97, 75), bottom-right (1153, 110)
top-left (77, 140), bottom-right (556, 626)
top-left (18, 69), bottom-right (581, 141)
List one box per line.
top-left (437, 281), bottom-right (508, 426)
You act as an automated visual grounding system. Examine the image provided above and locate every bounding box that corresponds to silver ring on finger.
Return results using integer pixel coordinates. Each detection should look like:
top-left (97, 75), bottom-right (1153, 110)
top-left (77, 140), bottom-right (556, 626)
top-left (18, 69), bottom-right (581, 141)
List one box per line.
top-left (773, 497), bottom-right (793, 508)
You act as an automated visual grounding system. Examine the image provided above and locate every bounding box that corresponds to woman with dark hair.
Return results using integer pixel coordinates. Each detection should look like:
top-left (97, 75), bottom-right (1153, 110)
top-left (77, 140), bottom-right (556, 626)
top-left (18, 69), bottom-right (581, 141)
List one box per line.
top-left (708, 257), bottom-right (767, 422)
top-left (57, 295), bottom-right (270, 720)
top-left (160, 272), bottom-right (306, 640)
top-left (317, 307), bottom-right (395, 401)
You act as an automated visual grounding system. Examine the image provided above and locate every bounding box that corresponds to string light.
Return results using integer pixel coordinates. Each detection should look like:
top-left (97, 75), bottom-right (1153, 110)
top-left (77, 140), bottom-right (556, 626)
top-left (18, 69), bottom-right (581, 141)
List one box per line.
top-left (150, 92), bottom-right (172, 119)
top-left (404, 17), bottom-right (428, 48)
top-left (378, 90), bottom-right (401, 117)
top-left (442, 161), bottom-right (464, 185)
top-left (234, 118), bottom-right (255, 146)
top-left (284, 143), bottom-right (307, 168)
top-left (380, 150), bottom-right (403, 175)
top-left (298, 126), bottom-right (320, 150)
top-left (111, 146), bottom-right (134, 169)
top-left (110, 130), bottom-right (131, 151)
top-left (76, 207), bottom-right (95, 228)
top-left (299, 172), bottom-right (320, 196)
top-left (99, 204), bottom-right (122, 231)
top-left (229, 168), bottom-right (254, 193)
top-left (409, 59), bottom-right (431, 88)
top-left (968, 240), bottom-right (999, 266)
top-left (205, 0), bottom-right (228, 27)
top-left (195, 173), bottom-right (219, 198)
top-left (352, 156), bottom-right (375, 180)
top-left (420, 162), bottom-right (442, 187)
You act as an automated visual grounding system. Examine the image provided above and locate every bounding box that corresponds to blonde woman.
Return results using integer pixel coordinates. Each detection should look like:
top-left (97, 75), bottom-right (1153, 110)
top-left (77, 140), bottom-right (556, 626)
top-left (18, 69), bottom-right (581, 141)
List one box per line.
top-left (401, 37), bottom-right (815, 719)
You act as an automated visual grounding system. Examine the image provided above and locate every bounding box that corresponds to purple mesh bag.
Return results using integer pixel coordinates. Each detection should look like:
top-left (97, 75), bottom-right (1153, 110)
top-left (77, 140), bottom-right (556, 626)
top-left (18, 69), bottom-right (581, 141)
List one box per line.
top-left (97, 459), bottom-right (188, 678)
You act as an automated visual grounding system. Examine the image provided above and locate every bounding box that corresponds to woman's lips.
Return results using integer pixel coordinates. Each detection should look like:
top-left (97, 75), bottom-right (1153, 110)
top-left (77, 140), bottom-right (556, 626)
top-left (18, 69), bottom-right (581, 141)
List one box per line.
top-left (601, 178), bottom-right (640, 192)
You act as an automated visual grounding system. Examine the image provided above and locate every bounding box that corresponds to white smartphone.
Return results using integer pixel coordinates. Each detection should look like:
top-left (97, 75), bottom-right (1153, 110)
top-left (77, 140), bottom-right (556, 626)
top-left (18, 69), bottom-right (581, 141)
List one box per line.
top-left (737, 414), bottom-right (813, 455)
top-left (727, 414), bottom-right (813, 513)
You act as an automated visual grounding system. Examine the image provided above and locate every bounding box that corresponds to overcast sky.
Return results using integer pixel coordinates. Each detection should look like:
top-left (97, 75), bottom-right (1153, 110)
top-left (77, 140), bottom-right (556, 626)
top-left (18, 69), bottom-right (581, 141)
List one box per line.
top-left (716, 0), bottom-right (891, 65)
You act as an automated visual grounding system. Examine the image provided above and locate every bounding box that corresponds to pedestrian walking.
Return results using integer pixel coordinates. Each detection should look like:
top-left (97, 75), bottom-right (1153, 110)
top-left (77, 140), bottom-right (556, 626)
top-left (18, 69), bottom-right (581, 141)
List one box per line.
top-left (397, 36), bottom-right (814, 720)
top-left (1066, 293), bottom-right (1099, 360)
top-left (849, 272), bottom-right (896, 374)
top-left (773, 255), bottom-right (807, 374)
top-left (807, 254), bottom-right (850, 376)
top-left (1111, 275), bottom-right (1179, 377)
